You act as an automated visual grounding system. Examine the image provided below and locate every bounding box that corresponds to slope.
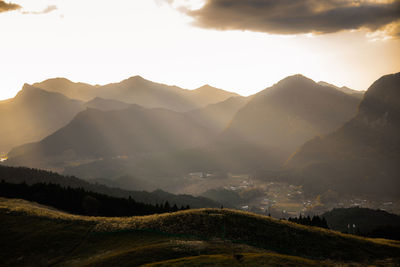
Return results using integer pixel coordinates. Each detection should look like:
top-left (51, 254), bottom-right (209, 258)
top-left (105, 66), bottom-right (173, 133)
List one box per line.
top-left (213, 74), bottom-right (361, 167)
top-left (186, 96), bottom-right (248, 132)
top-left (1, 198), bottom-right (399, 266)
top-left (84, 97), bottom-right (131, 111)
top-left (0, 165), bottom-right (219, 208)
top-left (287, 72), bottom-right (400, 198)
top-left (0, 85), bottom-right (84, 152)
top-left (6, 105), bottom-right (215, 169)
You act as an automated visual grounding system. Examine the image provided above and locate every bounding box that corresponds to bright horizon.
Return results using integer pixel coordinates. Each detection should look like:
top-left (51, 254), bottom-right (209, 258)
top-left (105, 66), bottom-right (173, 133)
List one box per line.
top-left (1, 0), bottom-right (400, 100)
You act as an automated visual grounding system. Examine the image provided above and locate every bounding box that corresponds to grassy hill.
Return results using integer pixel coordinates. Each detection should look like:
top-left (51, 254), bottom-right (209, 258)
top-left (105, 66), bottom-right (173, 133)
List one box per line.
top-left (1, 197), bottom-right (399, 266)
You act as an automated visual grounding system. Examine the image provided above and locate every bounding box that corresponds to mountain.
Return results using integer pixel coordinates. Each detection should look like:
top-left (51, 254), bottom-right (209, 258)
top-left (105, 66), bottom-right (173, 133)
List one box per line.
top-left (220, 75), bottom-right (361, 163)
top-left (318, 81), bottom-right (364, 99)
top-left (0, 85), bottom-right (84, 153)
top-left (61, 75), bottom-right (363, 185)
top-left (84, 97), bottom-right (131, 111)
top-left (32, 78), bottom-right (96, 100)
top-left (186, 96), bottom-right (248, 132)
top-left (33, 76), bottom-right (239, 112)
top-left (6, 105), bottom-right (215, 169)
top-left (287, 72), bottom-right (400, 198)
top-left (1, 198), bottom-right (399, 266)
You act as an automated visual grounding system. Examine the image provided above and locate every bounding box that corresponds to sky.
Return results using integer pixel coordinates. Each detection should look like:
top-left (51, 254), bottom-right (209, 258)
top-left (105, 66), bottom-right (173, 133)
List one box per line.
top-left (0, 0), bottom-right (399, 100)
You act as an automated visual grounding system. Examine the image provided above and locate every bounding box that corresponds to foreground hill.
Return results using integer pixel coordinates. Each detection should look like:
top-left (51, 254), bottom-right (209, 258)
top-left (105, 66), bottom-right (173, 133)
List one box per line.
top-left (287, 72), bottom-right (400, 198)
top-left (220, 75), bottom-right (361, 163)
top-left (0, 85), bottom-right (84, 152)
top-left (33, 76), bottom-right (239, 112)
top-left (7, 105), bottom-right (215, 168)
top-left (0, 198), bottom-right (399, 266)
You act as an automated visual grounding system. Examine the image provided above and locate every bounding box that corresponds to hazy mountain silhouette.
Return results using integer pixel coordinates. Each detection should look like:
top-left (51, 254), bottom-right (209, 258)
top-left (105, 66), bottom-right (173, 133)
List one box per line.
top-left (318, 81), bottom-right (364, 99)
top-left (186, 96), bottom-right (248, 132)
top-left (33, 76), bottom-right (239, 112)
top-left (287, 72), bottom-right (400, 198)
top-left (220, 74), bottom-right (361, 162)
top-left (0, 85), bottom-right (84, 153)
top-left (44, 75), bottom-right (363, 185)
top-left (7, 105), bottom-right (215, 168)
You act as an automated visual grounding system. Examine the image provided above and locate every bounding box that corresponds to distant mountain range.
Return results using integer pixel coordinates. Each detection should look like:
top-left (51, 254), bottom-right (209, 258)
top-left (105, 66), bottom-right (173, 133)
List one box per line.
top-left (0, 75), bottom-right (237, 154)
top-left (50, 75), bottom-right (365, 190)
top-left (33, 76), bottom-right (239, 112)
top-left (7, 105), bottom-right (215, 168)
top-left (287, 72), bottom-right (400, 198)
top-left (4, 73), bottom-right (393, 202)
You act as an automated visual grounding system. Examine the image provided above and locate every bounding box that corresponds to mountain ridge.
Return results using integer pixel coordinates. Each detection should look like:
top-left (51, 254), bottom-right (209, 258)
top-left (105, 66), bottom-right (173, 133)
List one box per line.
top-left (33, 76), bottom-right (239, 112)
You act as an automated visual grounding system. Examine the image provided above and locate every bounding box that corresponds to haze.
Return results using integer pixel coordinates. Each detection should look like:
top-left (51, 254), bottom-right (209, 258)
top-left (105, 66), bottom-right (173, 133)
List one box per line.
top-left (1, 0), bottom-right (400, 100)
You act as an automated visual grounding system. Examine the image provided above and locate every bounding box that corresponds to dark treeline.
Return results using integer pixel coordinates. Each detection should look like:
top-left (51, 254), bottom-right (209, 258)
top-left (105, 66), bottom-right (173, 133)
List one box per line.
top-left (288, 215), bottom-right (329, 229)
top-left (0, 165), bottom-right (219, 209)
top-left (0, 180), bottom-right (189, 217)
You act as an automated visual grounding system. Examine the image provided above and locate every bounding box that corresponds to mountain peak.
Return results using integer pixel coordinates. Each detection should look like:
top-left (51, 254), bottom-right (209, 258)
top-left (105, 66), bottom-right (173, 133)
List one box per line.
top-left (359, 72), bottom-right (400, 118)
top-left (277, 74), bottom-right (316, 86)
top-left (15, 84), bottom-right (42, 99)
top-left (196, 84), bottom-right (218, 91)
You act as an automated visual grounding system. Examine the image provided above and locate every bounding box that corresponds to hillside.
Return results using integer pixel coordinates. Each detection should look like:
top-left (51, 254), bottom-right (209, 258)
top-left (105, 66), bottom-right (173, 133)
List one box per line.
top-left (84, 97), bottom-right (132, 111)
top-left (33, 76), bottom-right (239, 112)
top-left (287, 72), bottom-right (400, 198)
top-left (0, 198), bottom-right (399, 266)
top-left (6, 105), bottom-right (215, 169)
top-left (186, 96), bottom-right (248, 132)
top-left (220, 75), bottom-right (361, 163)
top-left (0, 165), bottom-right (219, 209)
top-left (322, 207), bottom-right (400, 238)
top-left (0, 85), bottom-right (84, 152)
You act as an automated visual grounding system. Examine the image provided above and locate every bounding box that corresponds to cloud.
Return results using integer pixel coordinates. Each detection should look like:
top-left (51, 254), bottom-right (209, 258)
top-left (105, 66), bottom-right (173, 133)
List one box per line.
top-left (0, 0), bottom-right (21, 13)
top-left (164, 0), bottom-right (400, 36)
top-left (21, 5), bottom-right (57, 15)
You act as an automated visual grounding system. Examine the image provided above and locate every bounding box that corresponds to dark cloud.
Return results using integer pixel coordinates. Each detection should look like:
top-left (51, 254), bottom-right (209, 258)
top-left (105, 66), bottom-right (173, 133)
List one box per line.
top-left (176, 0), bottom-right (400, 35)
top-left (22, 5), bottom-right (57, 15)
top-left (0, 0), bottom-right (21, 13)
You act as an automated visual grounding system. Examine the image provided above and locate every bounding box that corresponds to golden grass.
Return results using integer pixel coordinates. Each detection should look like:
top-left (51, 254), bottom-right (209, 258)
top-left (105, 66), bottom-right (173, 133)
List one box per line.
top-left (1, 196), bottom-right (398, 249)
